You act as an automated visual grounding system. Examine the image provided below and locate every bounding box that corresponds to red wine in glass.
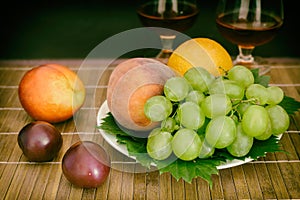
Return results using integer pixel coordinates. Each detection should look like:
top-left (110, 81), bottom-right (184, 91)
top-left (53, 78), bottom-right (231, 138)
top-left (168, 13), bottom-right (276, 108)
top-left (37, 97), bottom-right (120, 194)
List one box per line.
top-left (136, 0), bottom-right (199, 62)
top-left (216, 13), bottom-right (283, 49)
top-left (215, 0), bottom-right (284, 75)
top-left (137, 1), bottom-right (199, 32)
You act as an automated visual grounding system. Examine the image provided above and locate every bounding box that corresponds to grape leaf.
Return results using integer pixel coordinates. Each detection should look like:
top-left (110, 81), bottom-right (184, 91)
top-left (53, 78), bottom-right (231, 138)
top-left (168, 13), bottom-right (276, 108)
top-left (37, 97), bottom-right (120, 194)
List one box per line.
top-left (117, 135), bottom-right (153, 168)
top-left (98, 115), bottom-right (153, 167)
top-left (279, 95), bottom-right (300, 115)
top-left (97, 113), bottom-right (129, 136)
top-left (214, 135), bottom-right (284, 161)
top-left (246, 135), bottom-right (285, 159)
top-left (155, 157), bottom-right (225, 187)
top-left (251, 68), bottom-right (270, 87)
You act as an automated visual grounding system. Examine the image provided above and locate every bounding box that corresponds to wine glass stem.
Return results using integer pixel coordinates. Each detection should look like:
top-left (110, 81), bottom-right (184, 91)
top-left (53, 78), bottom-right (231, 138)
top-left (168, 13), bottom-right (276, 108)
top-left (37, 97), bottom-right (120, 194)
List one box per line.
top-left (156, 35), bottom-right (176, 63)
top-left (160, 35), bottom-right (176, 53)
top-left (236, 45), bottom-right (255, 64)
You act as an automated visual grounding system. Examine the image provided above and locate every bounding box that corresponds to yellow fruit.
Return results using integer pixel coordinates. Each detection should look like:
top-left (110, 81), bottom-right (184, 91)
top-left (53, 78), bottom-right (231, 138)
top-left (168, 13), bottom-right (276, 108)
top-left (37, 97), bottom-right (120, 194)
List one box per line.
top-left (167, 38), bottom-right (233, 76)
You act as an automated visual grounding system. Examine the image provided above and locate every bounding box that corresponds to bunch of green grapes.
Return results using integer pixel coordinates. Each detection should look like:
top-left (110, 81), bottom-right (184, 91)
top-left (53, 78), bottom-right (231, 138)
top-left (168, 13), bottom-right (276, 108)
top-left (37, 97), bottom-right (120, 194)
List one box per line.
top-left (144, 65), bottom-right (290, 161)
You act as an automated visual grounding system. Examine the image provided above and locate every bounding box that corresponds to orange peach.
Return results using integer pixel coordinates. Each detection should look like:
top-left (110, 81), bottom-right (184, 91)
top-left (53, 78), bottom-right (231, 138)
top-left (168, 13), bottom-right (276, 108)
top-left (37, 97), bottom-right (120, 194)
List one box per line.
top-left (18, 64), bottom-right (86, 123)
top-left (107, 58), bottom-right (176, 132)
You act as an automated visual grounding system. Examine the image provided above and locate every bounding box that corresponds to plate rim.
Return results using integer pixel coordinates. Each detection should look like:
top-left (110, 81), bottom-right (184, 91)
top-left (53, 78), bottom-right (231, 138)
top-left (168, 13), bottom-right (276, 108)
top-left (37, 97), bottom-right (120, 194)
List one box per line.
top-left (96, 100), bottom-right (256, 170)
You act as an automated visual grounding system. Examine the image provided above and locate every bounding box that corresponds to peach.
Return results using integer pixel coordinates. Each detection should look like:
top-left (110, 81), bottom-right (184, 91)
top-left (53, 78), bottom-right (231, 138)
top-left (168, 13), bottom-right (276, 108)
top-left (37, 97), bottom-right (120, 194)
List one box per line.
top-left (107, 58), bottom-right (176, 132)
top-left (18, 64), bottom-right (86, 123)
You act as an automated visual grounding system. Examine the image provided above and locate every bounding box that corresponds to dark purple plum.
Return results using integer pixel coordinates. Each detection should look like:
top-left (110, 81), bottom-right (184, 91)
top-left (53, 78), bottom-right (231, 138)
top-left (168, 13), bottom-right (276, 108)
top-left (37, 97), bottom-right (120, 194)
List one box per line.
top-left (18, 121), bottom-right (63, 162)
top-left (62, 141), bottom-right (111, 188)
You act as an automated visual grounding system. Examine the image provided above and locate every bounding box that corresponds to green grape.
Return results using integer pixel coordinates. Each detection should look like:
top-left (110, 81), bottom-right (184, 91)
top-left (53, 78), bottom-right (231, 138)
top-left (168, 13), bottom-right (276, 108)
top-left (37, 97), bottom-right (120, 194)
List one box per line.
top-left (147, 128), bottom-right (173, 160)
top-left (245, 84), bottom-right (269, 105)
top-left (201, 94), bottom-right (232, 118)
top-left (231, 115), bottom-right (239, 125)
top-left (196, 117), bottom-right (210, 135)
top-left (227, 65), bottom-right (254, 88)
top-left (266, 105), bottom-right (290, 135)
top-left (161, 117), bottom-right (179, 133)
top-left (227, 122), bottom-right (253, 157)
top-left (198, 136), bottom-right (215, 159)
top-left (164, 76), bottom-right (190, 102)
top-left (241, 105), bottom-right (269, 137)
top-left (172, 128), bottom-right (202, 161)
top-left (236, 102), bottom-right (252, 117)
top-left (174, 113), bottom-right (180, 124)
top-left (177, 102), bottom-right (205, 130)
top-left (144, 95), bottom-right (172, 122)
top-left (209, 79), bottom-right (245, 104)
top-left (185, 90), bottom-right (205, 105)
top-left (266, 86), bottom-right (284, 105)
top-left (205, 116), bottom-right (237, 149)
top-left (255, 118), bottom-right (272, 140)
top-left (183, 67), bottom-right (214, 93)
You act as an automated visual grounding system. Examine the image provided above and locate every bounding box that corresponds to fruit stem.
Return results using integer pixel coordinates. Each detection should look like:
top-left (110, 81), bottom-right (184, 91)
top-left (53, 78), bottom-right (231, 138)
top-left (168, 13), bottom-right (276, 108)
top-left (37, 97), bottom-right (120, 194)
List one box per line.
top-left (242, 98), bottom-right (259, 104)
top-left (230, 97), bottom-right (260, 121)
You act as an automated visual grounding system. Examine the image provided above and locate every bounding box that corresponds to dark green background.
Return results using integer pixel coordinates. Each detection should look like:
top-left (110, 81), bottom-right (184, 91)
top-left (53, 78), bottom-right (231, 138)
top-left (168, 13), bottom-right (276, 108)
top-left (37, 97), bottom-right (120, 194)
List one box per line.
top-left (1, 0), bottom-right (299, 59)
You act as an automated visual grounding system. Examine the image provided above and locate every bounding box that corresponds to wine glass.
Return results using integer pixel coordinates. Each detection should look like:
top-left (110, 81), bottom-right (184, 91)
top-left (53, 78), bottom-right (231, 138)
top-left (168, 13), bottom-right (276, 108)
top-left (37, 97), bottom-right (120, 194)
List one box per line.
top-left (216, 0), bottom-right (284, 74)
top-left (136, 0), bottom-right (199, 63)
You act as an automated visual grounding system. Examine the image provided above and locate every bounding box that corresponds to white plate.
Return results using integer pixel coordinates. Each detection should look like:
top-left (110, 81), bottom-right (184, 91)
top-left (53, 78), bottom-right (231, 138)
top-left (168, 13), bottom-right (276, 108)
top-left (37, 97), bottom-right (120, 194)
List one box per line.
top-left (97, 100), bottom-right (255, 170)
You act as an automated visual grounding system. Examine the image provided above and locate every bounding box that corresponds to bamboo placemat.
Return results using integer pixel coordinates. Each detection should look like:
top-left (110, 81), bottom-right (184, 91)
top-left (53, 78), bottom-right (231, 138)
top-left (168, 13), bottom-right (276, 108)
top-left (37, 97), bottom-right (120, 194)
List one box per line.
top-left (0, 58), bottom-right (299, 199)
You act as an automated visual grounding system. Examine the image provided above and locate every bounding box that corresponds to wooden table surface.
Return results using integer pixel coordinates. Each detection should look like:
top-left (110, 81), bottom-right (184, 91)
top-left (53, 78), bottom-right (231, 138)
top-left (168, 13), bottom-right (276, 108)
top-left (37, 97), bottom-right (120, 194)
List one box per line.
top-left (0, 58), bottom-right (299, 200)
